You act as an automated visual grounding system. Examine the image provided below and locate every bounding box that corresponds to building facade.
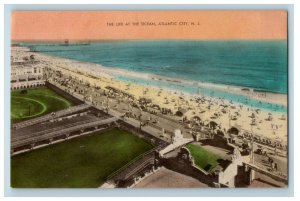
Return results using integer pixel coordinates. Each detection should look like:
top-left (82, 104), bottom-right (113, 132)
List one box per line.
top-left (11, 53), bottom-right (46, 90)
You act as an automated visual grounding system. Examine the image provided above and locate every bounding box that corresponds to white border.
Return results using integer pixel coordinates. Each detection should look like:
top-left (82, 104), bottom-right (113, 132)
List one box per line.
top-left (1, 1), bottom-right (298, 199)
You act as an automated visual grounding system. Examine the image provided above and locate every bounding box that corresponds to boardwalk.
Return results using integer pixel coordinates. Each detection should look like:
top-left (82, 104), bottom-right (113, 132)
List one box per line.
top-left (242, 155), bottom-right (288, 185)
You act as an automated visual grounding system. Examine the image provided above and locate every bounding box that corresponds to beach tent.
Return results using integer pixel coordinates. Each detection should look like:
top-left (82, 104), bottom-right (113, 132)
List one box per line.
top-left (151, 104), bottom-right (161, 110)
top-left (216, 129), bottom-right (225, 136)
top-left (176, 109), bottom-right (187, 117)
top-left (227, 127), bottom-right (239, 135)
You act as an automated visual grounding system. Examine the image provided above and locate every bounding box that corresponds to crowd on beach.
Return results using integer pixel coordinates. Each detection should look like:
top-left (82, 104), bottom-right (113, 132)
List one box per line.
top-left (12, 47), bottom-right (288, 152)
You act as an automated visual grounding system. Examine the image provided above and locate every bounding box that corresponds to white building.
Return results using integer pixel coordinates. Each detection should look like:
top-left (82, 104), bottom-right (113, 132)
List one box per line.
top-left (11, 53), bottom-right (46, 90)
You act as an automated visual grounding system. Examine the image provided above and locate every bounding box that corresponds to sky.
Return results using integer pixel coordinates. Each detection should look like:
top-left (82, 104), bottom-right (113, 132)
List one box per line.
top-left (11, 10), bottom-right (287, 41)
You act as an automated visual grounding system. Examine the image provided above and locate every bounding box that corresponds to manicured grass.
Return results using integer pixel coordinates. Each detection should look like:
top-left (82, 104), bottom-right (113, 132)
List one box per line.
top-left (185, 143), bottom-right (222, 173)
top-left (11, 128), bottom-right (154, 188)
top-left (11, 87), bottom-right (75, 123)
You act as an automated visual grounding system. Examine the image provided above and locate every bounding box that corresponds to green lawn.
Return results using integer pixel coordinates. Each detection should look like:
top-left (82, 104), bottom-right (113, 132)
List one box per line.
top-left (11, 87), bottom-right (75, 123)
top-left (11, 128), bottom-right (154, 188)
top-left (185, 143), bottom-right (222, 173)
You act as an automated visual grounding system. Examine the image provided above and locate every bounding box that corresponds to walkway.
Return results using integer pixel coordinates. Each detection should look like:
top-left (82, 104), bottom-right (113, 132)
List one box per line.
top-left (242, 156), bottom-right (288, 185)
top-left (12, 103), bottom-right (91, 129)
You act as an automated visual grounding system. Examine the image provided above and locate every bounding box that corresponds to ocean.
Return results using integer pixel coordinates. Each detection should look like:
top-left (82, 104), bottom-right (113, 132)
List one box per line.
top-left (23, 40), bottom-right (288, 112)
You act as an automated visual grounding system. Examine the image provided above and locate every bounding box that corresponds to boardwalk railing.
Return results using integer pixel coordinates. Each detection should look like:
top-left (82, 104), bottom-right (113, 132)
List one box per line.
top-left (123, 155), bottom-right (155, 179)
top-left (106, 148), bottom-right (156, 181)
top-left (244, 162), bottom-right (288, 185)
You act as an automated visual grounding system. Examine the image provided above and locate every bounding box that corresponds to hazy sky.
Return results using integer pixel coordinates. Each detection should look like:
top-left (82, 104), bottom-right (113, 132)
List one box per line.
top-left (11, 11), bottom-right (287, 41)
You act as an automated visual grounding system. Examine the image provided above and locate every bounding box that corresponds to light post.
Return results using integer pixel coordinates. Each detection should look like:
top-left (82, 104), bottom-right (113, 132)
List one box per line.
top-left (272, 125), bottom-right (278, 156)
top-left (251, 123), bottom-right (254, 164)
top-left (228, 109), bottom-right (231, 128)
top-left (139, 114), bottom-right (142, 131)
top-left (138, 107), bottom-right (143, 131)
top-left (106, 95), bottom-right (109, 114)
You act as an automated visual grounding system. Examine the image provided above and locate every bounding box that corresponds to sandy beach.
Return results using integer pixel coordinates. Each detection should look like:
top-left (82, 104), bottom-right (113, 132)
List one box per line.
top-left (12, 46), bottom-right (288, 144)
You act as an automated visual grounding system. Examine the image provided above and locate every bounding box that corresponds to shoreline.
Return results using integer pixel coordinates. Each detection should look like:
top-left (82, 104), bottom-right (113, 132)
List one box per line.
top-left (116, 71), bottom-right (287, 107)
top-left (26, 48), bottom-right (287, 108)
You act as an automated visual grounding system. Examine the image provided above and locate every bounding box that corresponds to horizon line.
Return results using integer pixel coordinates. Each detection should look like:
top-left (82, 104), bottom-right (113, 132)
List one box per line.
top-left (11, 38), bottom-right (287, 43)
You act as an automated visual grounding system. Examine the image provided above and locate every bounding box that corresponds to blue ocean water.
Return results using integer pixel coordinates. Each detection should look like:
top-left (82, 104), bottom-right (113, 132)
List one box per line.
top-left (23, 40), bottom-right (288, 112)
